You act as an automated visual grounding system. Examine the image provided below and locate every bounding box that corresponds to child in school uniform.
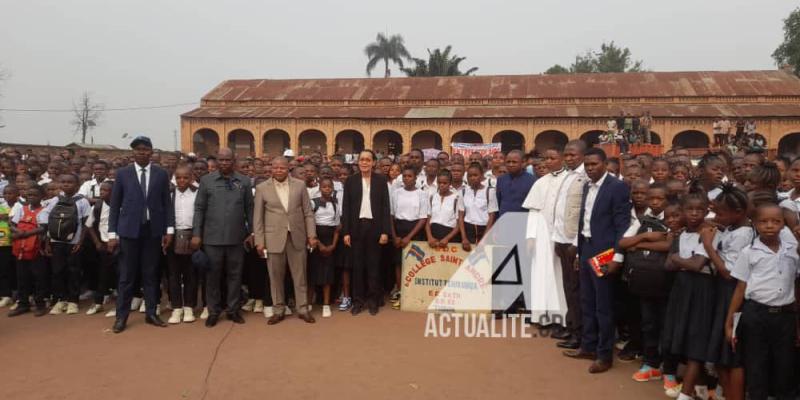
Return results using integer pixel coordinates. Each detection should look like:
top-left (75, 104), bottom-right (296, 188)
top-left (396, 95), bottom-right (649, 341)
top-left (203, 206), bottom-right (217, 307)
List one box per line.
top-left (426, 170), bottom-right (464, 248)
top-left (309, 178), bottom-right (340, 318)
top-left (44, 173), bottom-right (92, 315)
top-left (623, 188), bottom-right (679, 389)
top-left (662, 192), bottom-right (717, 400)
top-left (8, 185), bottom-right (48, 317)
top-left (459, 162), bottom-right (497, 249)
top-left (335, 167), bottom-right (353, 312)
top-left (701, 184), bottom-right (749, 400)
top-left (84, 181), bottom-right (117, 316)
top-left (167, 167), bottom-right (198, 324)
top-left (0, 185), bottom-right (19, 308)
top-left (726, 203), bottom-right (798, 400)
top-left (390, 166), bottom-right (429, 309)
top-left (420, 159), bottom-right (440, 197)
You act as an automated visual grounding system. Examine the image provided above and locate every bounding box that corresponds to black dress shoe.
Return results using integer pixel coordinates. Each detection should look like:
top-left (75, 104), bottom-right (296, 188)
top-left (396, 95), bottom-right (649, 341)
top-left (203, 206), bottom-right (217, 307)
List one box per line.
top-left (227, 312), bottom-right (245, 324)
top-left (267, 314), bottom-right (284, 325)
top-left (368, 304), bottom-right (378, 316)
top-left (563, 349), bottom-right (596, 360)
top-left (34, 307), bottom-right (48, 317)
top-left (551, 329), bottom-right (572, 340)
top-left (206, 314), bottom-right (219, 327)
top-left (298, 313), bottom-right (316, 324)
top-left (113, 319), bottom-right (127, 334)
top-left (557, 338), bottom-right (581, 349)
top-left (145, 315), bottom-right (168, 327)
top-left (8, 307), bottom-right (31, 317)
top-left (351, 304), bottom-right (363, 316)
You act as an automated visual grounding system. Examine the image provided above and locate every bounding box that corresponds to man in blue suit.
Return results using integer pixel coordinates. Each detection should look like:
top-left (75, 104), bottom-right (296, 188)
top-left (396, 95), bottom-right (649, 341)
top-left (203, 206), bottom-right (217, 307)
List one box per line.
top-left (107, 136), bottom-right (175, 333)
top-left (563, 147), bottom-right (630, 373)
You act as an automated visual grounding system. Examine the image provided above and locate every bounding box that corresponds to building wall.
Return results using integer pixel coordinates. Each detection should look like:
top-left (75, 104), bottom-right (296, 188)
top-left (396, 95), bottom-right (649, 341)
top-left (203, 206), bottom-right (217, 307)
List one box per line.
top-left (181, 116), bottom-right (800, 157)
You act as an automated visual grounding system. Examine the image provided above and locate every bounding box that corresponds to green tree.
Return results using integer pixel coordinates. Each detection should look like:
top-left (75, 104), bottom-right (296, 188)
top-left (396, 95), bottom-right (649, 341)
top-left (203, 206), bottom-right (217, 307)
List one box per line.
top-left (364, 33), bottom-right (411, 78)
top-left (773, 7), bottom-right (800, 76)
top-left (401, 46), bottom-right (479, 77)
top-left (544, 64), bottom-right (570, 74)
top-left (544, 42), bottom-right (643, 74)
top-left (594, 41), bottom-right (643, 73)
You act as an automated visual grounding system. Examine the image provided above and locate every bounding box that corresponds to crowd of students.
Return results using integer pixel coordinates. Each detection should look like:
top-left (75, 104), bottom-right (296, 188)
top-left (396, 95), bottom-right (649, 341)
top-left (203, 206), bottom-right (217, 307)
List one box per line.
top-left (1, 142), bottom-right (799, 400)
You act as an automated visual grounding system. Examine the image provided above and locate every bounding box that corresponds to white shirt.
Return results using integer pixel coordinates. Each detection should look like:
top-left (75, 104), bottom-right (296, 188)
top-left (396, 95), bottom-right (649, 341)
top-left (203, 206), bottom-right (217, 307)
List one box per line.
top-left (84, 201), bottom-right (110, 242)
top-left (37, 177), bottom-right (52, 186)
top-left (730, 237), bottom-right (799, 306)
top-left (429, 192), bottom-right (464, 228)
top-left (461, 185), bottom-right (498, 226)
top-left (718, 226), bottom-right (754, 273)
top-left (553, 164), bottom-right (585, 244)
top-left (307, 185), bottom-right (320, 200)
top-left (358, 177), bottom-right (373, 219)
top-left (391, 188), bottom-right (429, 221)
top-left (174, 188), bottom-right (197, 230)
top-left (137, 163), bottom-right (152, 221)
top-left (78, 178), bottom-right (109, 199)
top-left (313, 199), bottom-right (340, 227)
top-left (581, 172), bottom-right (608, 239)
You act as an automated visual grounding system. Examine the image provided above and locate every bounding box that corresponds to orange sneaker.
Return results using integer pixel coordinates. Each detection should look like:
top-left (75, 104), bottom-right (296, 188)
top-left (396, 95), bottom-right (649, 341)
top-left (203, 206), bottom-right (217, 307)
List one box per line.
top-left (663, 375), bottom-right (681, 398)
top-left (632, 365), bottom-right (662, 382)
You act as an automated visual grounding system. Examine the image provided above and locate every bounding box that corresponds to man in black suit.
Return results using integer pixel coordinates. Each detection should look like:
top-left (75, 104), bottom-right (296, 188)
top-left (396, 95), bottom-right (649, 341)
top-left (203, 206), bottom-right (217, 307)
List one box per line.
top-left (108, 136), bottom-right (175, 333)
top-left (341, 149), bottom-right (391, 316)
top-left (563, 147), bottom-right (631, 373)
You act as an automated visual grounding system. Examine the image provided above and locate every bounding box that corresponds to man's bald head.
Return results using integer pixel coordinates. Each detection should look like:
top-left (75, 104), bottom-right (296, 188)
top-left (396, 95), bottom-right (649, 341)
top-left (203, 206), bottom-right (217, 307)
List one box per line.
top-left (271, 157), bottom-right (289, 181)
top-left (217, 148), bottom-right (235, 175)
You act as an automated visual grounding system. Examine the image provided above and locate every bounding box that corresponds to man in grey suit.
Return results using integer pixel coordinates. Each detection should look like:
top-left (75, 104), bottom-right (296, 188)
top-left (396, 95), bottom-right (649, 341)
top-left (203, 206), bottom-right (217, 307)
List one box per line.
top-left (253, 157), bottom-right (317, 325)
top-left (191, 148), bottom-right (254, 327)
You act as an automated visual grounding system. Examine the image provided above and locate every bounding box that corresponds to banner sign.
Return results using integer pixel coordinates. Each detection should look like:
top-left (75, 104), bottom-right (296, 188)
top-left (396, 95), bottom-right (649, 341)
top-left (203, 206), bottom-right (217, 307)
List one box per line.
top-left (450, 142), bottom-right (501, 158)
top-left (400, 241), bottom-right (492, 313)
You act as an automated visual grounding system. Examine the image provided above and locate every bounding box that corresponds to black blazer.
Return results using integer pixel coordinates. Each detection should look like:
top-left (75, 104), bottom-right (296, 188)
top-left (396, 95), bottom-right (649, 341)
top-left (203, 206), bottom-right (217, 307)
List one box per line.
top-left (109, 163), bottom-right (175, 239)
top-left (341, 173), bottom-right (391, 239)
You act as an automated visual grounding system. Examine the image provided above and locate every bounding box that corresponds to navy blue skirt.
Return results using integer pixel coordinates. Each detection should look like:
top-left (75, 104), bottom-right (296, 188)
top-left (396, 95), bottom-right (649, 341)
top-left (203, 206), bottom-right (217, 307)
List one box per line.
top-left (661, 271), bottom-right (716, 362)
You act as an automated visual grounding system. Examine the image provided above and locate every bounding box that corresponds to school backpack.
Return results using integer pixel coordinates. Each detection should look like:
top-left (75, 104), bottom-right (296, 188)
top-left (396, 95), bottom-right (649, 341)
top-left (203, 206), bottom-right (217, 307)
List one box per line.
top-left (47, 195), bottom-right (83, 242)
top-left (311, 195), bottom-right (337, 213)
top-left (13, 205), bottom-right (44, 260)
top-left (624, 215), bottom-right (673, 298)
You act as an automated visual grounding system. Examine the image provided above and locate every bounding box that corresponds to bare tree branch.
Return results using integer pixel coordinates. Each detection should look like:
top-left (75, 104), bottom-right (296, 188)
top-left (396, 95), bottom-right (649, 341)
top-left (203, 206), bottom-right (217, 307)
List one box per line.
top-left (71, 91), bottom-right (103, 144)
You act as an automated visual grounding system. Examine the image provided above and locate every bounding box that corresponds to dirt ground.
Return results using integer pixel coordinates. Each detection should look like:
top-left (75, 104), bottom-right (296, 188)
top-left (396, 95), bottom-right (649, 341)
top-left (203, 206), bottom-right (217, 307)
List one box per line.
top-left (0, 305), bottom-right (664, 400)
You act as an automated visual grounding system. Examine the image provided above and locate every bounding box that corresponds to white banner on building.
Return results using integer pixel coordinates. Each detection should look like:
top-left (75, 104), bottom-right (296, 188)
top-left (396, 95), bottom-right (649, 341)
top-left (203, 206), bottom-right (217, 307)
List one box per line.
top-left (451, 142), bottom-right (502, 157)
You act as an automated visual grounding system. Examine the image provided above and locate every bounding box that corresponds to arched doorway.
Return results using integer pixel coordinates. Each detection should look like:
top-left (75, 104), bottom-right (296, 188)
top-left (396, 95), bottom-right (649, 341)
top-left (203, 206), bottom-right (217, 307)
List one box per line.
top-left (373, 130), bottom-right (403, 156)
top-left (263, 129), bottom-right (290, 158)
top-left (227, 129), bottom-right (254, 158)
top-left (650, 131), bottom-right (662, 145)
top-left (672, 130), bottom-right (709, 149)
top-left (335, 130), bottom-right (365, 155)
top-left (535, 130), bottom-right (569, 152)
top-left (192, 128), bottom-right (219, 157)
top-left (299, 130), bottom-right (327, 155)
top-left (452, 130), bottom-right (483, 144)
top-left (492, 130), bottom-right (525, 153)
top-left (580, 130), bottom-right (605, 147)
top-left (411, 130), bottom-right (442, 150)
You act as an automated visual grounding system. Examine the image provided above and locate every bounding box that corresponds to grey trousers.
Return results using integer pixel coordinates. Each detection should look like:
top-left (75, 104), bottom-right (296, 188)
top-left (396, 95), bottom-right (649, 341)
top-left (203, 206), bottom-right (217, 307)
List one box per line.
top-left (204, 244), bottom-right (244, 316)
top-left (267, 233), bottom-right (309, 316)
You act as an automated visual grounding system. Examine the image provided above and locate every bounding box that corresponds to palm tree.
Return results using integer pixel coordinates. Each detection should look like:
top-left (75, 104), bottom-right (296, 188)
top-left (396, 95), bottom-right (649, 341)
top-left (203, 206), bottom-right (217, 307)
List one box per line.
top-left (401, 46), bottom-right (478, 77)
top-left (364, 33), bottom-right (411, 78)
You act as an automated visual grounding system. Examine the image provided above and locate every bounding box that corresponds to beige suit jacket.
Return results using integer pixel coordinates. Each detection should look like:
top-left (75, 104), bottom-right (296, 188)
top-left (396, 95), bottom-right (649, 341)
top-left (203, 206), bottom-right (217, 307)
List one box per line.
top-left (253, 177), bottom-right (316, 253)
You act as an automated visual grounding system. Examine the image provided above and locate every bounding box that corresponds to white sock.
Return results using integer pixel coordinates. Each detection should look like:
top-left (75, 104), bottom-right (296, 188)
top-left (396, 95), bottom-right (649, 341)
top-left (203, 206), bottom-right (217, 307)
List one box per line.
top-left (677, 393), bottom-right (693, 400)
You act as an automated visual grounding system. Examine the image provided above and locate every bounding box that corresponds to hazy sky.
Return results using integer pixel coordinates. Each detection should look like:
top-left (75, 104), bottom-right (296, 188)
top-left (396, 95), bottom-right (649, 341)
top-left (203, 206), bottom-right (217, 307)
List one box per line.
top-left (0, 0), bottom-right (797, 150)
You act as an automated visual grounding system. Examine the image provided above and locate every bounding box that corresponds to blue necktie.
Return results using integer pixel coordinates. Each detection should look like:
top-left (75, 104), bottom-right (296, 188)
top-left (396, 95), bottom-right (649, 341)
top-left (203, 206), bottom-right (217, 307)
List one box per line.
top-left (140, 168), bottom-right (148, 223)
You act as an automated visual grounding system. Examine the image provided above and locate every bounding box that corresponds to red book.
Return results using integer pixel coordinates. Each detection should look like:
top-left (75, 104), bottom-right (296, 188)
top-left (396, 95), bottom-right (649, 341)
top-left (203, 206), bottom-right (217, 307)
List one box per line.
top-left (589, 248), bottom-right (615, 277)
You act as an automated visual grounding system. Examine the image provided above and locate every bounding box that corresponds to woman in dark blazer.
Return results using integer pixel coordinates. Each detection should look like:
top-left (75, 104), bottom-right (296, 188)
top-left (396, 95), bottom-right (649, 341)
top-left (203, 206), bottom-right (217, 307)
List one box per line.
top-left (341, 150), bottom-right (391, 316)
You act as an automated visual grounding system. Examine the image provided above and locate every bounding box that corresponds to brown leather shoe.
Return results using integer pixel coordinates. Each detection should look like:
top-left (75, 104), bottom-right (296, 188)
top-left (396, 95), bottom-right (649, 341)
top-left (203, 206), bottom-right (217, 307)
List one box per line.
top-left (588, 360), bottom-right (612, 374)
top-left (298, 313), bottom-right (316, 324)
top-left (267, 314), bottom-right (285, 325)
top-left (562, 349), bottom-right (597, 360)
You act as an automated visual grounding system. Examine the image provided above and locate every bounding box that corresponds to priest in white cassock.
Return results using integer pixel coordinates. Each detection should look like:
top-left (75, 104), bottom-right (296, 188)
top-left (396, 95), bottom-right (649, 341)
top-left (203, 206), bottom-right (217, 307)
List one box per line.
top-left (522, 148), bottom-right (570, 327)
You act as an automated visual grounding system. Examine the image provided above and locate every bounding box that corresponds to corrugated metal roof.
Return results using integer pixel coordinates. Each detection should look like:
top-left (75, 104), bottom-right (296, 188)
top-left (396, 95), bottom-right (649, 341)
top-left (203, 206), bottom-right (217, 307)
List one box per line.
top-left (200, 71), bottom-right (800, 102)
top-left (181, 103), bottom-right (800, 119)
